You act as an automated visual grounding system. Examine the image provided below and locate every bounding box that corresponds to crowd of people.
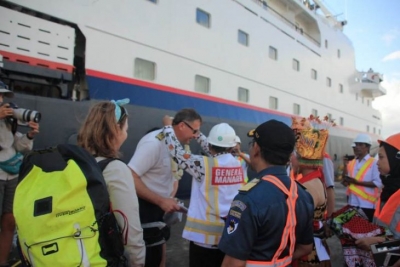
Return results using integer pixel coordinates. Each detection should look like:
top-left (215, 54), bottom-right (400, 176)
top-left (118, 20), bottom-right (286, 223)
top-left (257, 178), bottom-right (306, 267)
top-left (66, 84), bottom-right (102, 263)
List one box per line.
top-left (0, 78), bottom-right (400, 267)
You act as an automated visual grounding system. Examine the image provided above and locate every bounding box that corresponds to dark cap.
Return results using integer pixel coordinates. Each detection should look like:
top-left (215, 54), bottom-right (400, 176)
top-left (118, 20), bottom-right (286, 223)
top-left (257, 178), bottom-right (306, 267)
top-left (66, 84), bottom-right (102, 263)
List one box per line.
top-left (247, 120), bottom-right (295, 154)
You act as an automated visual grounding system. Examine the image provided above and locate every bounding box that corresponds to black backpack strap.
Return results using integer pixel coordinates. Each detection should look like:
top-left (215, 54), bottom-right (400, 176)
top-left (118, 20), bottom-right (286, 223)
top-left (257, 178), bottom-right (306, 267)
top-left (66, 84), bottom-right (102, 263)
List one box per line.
top-left (97, 158), bottom-right (119, 172)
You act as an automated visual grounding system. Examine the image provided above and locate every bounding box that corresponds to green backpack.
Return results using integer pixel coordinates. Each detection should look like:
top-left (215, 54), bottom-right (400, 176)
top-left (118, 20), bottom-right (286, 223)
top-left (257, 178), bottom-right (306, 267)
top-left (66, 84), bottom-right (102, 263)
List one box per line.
top-left (13, 144), bottom-right (127, 267)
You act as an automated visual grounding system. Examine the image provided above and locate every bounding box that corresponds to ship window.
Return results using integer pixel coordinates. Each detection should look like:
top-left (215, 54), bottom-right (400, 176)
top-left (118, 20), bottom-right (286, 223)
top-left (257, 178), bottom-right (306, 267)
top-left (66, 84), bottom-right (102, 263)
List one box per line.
top-left (339, 84), bottom-right (343, 93)
top-left (196, 8), bottom-right (210, 28)
top-left (238, 87), bottom-right (249, 103)
top-left (340, 117), bottom-right (344, 126)
top-left (238, 30), bottom-right (249, 46)
top-left (338, 49), bottom-right (341, 58)
top-left (311, 109), bottom-right (318, 117)
top-left (373, 127), bottom-right (376, 134)
top-left (327, 113), bottom-right (332, 121)
top-left (195, 75), bottom-right (210, 93)
top-left (292, 59), bottom-right (300, 71)
top-left (311, 69), bottom-right (317, 80)
top-left (379, 129), bottom-right (381, 135)
top-left (326, 77), bottom-right (332, 87)
top-left (269, 46), bottom-right (277, 60)
top-left (367, 99), bottom-right (370, 106)
top-left (293, 103), bottom-right (300, 115)
top-left (325, 39), bottom-right (328, 48)
top-left (367, 125), bottom-right (370, 132)
top-left (134, 58), bottom-right (156, 81)
top-left (269, 97), bottom-right (278, 110)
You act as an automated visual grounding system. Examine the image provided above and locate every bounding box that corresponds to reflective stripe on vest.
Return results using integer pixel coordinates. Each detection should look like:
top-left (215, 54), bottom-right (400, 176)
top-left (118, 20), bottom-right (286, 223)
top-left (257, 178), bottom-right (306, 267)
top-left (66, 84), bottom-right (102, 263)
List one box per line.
top-left (237, 156), bottom-right (249, 183)
top-left (374, 190), bottom-right (400, 238)
top-left (346, 158), bottom-right (378, 203)
top-left (184, 158), bottom-right (224, 245)
top-left (246, 175), bottom-right (298, 267)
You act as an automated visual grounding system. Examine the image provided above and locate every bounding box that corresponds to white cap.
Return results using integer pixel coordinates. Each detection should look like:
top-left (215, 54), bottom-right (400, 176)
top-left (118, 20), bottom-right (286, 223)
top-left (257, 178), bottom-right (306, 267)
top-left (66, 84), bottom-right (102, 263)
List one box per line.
top-left (207, 123), bottom-right (236, 148)
top-left (351, 143), bottom-right (356, 148)
top-left (0, 81), bottom-right (14, 98)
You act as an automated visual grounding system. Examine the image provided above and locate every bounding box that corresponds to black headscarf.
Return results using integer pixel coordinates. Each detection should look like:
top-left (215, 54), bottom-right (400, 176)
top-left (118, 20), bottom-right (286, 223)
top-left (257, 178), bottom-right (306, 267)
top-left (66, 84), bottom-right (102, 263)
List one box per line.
top-left (380, 142), bottom-right (400, 202)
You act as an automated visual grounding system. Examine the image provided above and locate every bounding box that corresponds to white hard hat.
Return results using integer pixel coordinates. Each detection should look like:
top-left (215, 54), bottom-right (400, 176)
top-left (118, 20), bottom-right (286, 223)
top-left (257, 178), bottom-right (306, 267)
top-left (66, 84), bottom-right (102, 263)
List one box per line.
top-left (234, 135), bottom-right (241, 144)
top-left (353, 133), bottom-right (372, 145)
top-left (207, 123), bottom-right (236, 148)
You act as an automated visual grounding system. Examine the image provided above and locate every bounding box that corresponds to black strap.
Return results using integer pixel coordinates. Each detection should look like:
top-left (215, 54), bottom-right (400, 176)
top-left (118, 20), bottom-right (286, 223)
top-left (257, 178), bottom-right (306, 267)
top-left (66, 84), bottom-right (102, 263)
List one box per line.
top-left (97, 158), bottom-right (118, 172)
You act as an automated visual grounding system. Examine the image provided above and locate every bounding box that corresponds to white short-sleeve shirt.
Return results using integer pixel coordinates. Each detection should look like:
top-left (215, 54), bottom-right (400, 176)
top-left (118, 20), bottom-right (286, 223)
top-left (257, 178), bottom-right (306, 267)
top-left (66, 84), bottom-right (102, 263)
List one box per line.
top-left (348, 154), bottom-right (382, 209)
top-left (128, 129), bottom-right (174, 198)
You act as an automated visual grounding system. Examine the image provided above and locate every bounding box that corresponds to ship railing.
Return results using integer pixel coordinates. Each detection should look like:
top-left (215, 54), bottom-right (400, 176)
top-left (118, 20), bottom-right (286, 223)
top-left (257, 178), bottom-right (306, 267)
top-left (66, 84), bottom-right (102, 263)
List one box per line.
top-left (250, 0), bottom-right (320, 46)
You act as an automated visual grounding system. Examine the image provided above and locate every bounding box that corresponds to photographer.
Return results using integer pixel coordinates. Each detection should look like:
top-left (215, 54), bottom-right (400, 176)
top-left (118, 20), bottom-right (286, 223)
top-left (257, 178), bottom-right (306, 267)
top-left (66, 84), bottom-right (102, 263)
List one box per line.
top-left (0, 80), bottom-right (39, 267)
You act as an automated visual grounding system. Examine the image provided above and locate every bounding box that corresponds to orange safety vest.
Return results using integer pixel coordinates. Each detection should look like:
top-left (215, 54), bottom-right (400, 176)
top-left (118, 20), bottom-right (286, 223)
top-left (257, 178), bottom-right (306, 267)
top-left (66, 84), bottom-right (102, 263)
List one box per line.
top-left (374, 190), bottom-right (400, 238)
top-left (246, 175), bottom-right (298, 267)
top-left (346, 157), bottom-right (379, 203)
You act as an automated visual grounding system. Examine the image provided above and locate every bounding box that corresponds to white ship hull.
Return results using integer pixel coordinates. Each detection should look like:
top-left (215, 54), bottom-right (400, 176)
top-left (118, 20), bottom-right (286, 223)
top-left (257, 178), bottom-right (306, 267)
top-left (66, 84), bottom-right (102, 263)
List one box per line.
top-left (0, 0), bottom-right (385, 159)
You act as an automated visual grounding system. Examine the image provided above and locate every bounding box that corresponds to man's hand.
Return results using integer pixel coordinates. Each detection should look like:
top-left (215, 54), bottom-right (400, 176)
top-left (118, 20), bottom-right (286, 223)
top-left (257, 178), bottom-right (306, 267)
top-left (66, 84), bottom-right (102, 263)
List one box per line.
top-left (355, 236), bottom-right (385, 251)
top-left (163, 115), bottom-right (173, 127)
top-left (0, 103), bottom-right (13, 120)
top-left (344, 176), bottom-right (356, 185)
top-left (27, 121), bottom-right (39, 138)
top-left (159, 197), bottom-right (181, 213)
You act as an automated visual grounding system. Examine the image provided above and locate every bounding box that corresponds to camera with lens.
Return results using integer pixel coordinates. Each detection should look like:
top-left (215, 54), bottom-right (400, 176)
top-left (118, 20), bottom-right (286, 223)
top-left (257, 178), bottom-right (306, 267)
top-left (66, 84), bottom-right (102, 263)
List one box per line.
top-left (7, 102), bottom-right (41, 123)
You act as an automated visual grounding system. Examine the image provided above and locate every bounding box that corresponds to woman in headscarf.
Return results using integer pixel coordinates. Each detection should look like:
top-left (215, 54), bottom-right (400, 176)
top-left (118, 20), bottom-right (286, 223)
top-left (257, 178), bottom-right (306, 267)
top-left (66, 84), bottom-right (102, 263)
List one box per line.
top-left (355, 133), bottom-right (400, 258)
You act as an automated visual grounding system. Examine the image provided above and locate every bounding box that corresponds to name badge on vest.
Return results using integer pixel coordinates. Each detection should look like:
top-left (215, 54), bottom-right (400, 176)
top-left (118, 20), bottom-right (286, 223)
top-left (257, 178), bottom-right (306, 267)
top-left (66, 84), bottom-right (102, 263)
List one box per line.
top-left (212, 167), bottom-right (244, 185)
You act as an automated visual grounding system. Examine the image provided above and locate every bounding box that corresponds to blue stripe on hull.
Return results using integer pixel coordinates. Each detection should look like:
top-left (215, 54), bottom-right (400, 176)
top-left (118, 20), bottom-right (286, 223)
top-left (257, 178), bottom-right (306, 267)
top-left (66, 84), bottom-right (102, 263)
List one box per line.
top-left (87, 76), bottom-right (291, 125)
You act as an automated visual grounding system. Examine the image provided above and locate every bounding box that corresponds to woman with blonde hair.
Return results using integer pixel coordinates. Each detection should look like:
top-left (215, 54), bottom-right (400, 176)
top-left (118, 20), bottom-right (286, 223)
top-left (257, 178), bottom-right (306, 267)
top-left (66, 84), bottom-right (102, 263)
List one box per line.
top-left (77, 99), bottom-right (145, 267)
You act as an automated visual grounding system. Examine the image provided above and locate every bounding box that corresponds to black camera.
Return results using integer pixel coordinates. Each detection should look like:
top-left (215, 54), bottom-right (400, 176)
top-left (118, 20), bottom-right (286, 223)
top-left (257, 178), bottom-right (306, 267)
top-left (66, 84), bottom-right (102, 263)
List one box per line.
top-left (7, 102), bottom-right (41, 123)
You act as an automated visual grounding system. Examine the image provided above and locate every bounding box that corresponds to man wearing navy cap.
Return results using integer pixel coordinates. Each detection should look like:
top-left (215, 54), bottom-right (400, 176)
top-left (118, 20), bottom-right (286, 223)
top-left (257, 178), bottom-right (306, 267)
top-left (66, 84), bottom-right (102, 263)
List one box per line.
top-left (219, 119), bottom-right (314, 267)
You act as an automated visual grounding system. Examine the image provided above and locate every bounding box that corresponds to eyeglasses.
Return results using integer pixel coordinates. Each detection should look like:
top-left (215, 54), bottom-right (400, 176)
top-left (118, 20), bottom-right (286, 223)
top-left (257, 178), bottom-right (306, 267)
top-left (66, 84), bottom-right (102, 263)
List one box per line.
top-left (183, 121), bottom-right (199, 134)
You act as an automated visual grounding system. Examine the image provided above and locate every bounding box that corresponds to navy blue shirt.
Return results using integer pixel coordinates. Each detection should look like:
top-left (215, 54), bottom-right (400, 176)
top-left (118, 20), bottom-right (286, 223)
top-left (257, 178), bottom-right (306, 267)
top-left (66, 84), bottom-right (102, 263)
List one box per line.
top-left (218, 166), bottom-right (314, 262)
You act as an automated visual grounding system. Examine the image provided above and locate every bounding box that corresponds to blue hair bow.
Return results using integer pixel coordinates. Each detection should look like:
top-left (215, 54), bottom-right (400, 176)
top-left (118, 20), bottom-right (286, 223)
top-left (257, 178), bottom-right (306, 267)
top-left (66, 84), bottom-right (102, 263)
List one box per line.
top-left (111, 98), bottom-right (130, 122)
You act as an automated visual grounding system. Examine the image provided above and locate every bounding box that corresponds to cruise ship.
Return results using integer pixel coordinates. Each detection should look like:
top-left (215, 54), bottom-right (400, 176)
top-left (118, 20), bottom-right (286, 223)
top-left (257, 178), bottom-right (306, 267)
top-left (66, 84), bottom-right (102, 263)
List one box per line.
top-left (0, 0), bottom-right (386, 162)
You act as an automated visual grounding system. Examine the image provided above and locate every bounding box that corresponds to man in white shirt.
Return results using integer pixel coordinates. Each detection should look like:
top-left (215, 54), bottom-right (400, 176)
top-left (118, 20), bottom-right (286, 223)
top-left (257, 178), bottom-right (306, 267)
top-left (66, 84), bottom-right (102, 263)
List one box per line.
top-left (128, 108), bottom-right (202, 267)
top-left (343, 133), bottom-right (382, 222)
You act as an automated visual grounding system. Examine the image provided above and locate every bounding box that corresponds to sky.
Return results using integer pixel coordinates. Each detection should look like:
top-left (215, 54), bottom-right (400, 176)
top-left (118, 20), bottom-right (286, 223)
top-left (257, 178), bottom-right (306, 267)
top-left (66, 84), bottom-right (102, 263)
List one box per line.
top-left (322, 0), bottom-right (400, 138)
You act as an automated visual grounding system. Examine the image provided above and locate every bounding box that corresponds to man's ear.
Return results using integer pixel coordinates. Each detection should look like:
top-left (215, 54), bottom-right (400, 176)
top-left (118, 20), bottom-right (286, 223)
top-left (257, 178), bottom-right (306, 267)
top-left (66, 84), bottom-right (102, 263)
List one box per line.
top-left (252, 142), bottom-right (261, 158)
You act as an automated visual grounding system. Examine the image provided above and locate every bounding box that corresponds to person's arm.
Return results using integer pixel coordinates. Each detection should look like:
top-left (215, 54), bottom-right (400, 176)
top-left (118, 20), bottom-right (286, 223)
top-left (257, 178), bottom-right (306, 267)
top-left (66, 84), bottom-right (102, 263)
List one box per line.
top-left (221, 255), bottom-right (246, 267)
top-left (355, 236), bottom-right (386, 251)
top-left (392, 259), bottom-right (400, 267)
top-left (13, 121), bottom-right (39, 152)
top-left (322, 157), bottom-right (335, 217)
top-left (195, 132), bottom-right (212, 156)
top-left (131, 169), bottom-right (179, 213)
top-left (238, 152), bottom-right (251, 166)
top-left (103, 161), bottom-right (146, 267)
top-left (326, 187), bottom-right (335, 217)
top-left (345, 177), bottom-right (378, 188)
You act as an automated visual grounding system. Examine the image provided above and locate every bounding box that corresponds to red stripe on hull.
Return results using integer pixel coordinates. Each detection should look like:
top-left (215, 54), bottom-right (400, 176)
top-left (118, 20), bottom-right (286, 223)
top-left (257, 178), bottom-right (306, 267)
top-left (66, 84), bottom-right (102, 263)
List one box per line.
top-left (0, 50), bottom-right (73, 73)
